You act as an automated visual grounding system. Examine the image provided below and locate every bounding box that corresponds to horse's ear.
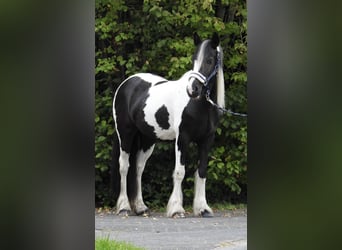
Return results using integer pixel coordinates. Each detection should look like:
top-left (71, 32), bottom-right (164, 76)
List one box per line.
top-left (211, 32), bottom-right (220, 48)
top-left (193, 32), bottom-right (201, 46)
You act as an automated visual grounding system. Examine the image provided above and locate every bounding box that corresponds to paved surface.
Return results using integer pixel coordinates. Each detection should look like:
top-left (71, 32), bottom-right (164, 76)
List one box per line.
top-left (95, 209), bottom-right (247, 250)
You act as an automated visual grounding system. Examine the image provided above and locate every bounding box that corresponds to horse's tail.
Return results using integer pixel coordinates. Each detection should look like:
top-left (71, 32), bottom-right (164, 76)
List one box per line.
top-left (127, 133), bottom-right (140, 205)
top-left (110, 132), bottom-right (121, 202)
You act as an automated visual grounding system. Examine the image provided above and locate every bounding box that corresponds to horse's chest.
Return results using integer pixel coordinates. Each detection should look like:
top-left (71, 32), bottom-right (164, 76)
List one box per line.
top-left (180, 107), bottom-right (220, 140)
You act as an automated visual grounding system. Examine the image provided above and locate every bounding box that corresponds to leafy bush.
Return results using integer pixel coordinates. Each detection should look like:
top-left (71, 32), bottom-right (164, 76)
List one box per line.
top-left (95, 0), bottom-right (247, 207)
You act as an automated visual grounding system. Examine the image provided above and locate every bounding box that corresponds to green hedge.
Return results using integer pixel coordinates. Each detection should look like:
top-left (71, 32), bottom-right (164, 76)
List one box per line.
top-left (95, 0), bottom-right (247, 207)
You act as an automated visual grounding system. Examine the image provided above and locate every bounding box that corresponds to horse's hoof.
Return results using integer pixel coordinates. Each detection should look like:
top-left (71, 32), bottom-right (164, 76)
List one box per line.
top-left (135, 209), bottom-right (150, 216)
top-left (172, 212), bottom-right (185, 218)
top-left (201, 210), bottom-right (214, 218)
top-left (142, 210), bottom-right (150, 217)
top-left (117, 209), bottom-right (130, 216)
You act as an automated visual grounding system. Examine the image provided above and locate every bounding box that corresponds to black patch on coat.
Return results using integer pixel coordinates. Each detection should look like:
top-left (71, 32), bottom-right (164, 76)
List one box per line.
top-left (155, 105), bottom-right (170, 130)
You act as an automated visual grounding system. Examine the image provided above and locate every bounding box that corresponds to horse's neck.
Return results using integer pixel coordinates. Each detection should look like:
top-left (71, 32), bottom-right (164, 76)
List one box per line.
top-left (180, 70), bottom-right (194, 80)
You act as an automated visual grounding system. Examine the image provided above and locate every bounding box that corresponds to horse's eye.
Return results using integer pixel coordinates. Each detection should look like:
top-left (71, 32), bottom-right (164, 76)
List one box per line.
top-left (206, 58), bottom-right (213, 64)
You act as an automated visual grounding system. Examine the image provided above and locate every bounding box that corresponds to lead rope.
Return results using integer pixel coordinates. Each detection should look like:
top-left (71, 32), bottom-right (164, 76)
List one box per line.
top-left (205, 91), bottom-right (247, 117)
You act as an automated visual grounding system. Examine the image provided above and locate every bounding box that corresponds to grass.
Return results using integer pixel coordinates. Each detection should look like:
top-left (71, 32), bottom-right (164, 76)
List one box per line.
top-left (95, 237), bottom-right (145, 250)
top-left (211, 202), bottom-right (247, 211)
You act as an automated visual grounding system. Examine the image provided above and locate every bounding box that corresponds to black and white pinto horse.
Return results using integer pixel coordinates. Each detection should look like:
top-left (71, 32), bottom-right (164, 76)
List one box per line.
top-left (112, 32), bottom-right (225, 217)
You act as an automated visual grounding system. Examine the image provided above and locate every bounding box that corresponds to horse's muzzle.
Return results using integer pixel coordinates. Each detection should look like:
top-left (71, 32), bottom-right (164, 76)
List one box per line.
top-left (187, 79), bottom-right (201, 99)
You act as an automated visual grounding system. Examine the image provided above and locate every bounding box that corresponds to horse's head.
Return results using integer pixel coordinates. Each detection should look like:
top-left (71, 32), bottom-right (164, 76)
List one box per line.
top-left (186, 32), bottom-right (224, 108)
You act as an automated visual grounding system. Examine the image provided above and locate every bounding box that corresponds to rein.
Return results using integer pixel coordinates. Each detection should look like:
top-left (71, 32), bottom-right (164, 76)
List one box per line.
top-left (188, 53), bottom-right (247, 118)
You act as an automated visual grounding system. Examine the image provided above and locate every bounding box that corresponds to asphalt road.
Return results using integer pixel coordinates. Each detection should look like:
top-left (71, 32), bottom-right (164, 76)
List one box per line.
top-left (95, 209), bottom-right (247, 250)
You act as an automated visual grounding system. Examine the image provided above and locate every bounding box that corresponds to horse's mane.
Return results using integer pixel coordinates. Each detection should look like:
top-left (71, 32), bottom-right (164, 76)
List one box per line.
top-left (216, 45), bottom-right (225, 109)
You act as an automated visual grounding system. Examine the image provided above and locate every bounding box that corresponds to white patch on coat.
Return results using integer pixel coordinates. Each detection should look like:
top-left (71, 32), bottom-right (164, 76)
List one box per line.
top-left (139, 72), bottom-right (191, 140)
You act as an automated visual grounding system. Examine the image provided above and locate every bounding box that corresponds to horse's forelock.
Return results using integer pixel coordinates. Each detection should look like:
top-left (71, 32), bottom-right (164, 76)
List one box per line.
top-left (193, 40), bottom-right (210, 71)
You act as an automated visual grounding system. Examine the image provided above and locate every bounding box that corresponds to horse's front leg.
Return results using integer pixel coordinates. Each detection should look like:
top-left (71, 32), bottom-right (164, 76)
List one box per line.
top-left (193, 134), bottom-right (215, 217)
top-left (166, 134), bottom-right (188, 218)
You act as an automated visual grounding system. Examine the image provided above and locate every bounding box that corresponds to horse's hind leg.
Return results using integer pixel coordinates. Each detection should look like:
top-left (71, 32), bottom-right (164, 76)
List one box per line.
top-left (132, 136), bottom-right (155, 215)
top-left (116, 128), bottom-right (136, 215)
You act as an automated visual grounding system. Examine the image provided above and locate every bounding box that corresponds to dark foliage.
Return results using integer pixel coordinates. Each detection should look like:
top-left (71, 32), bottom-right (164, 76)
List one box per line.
top-left (95, 0), bottom-right (247, 207)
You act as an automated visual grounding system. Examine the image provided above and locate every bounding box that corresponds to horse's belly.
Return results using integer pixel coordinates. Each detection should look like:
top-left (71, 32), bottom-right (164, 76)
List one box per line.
top-left (155, 128), bottom-right (176, 140)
